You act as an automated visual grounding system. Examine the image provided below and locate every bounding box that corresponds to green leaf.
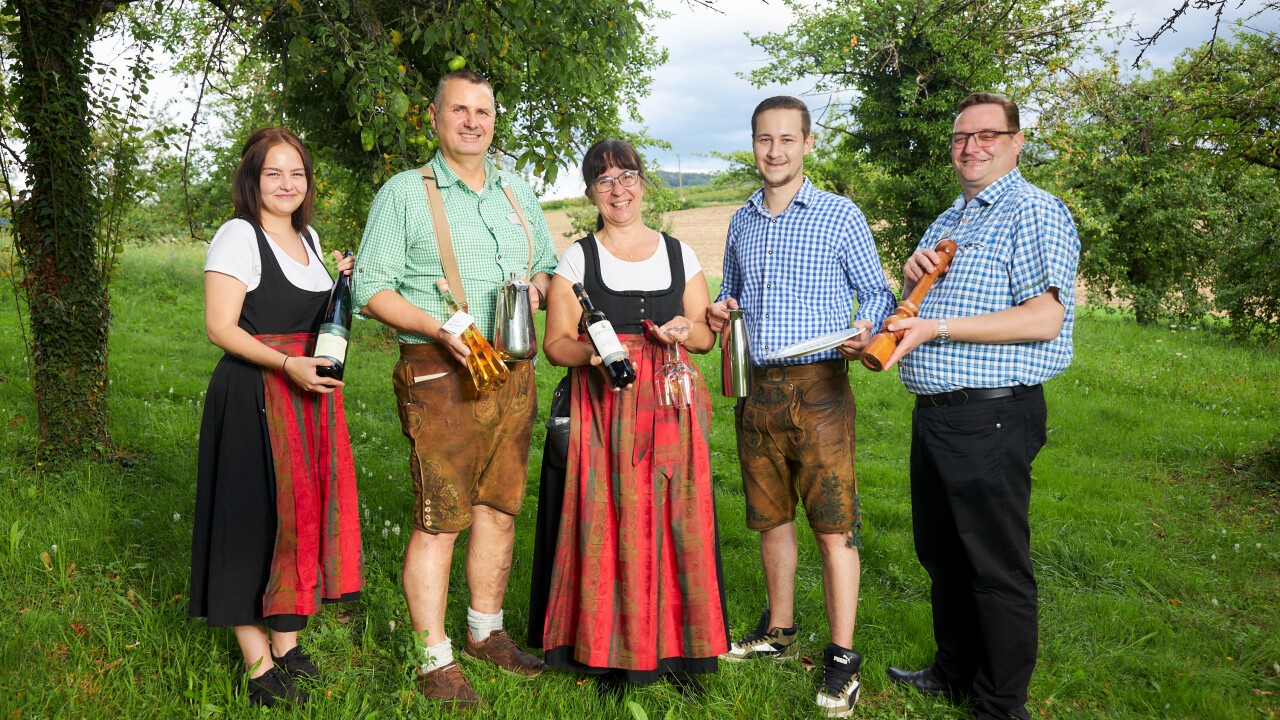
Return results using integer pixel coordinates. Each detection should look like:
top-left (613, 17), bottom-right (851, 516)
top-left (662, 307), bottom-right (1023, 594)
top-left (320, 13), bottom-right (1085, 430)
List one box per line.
top-left (389, 90), bottom-right (409, 118)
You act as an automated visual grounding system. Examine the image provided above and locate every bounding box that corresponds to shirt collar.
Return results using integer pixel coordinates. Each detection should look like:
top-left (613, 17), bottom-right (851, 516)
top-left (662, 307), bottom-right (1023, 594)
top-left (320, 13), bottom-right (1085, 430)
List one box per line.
top-left (748, 176), bottom-right (816, 216)
top-left (956, 166), bottom-right (1024, 209)
top-left (429, 151), bottom-right (500, 191)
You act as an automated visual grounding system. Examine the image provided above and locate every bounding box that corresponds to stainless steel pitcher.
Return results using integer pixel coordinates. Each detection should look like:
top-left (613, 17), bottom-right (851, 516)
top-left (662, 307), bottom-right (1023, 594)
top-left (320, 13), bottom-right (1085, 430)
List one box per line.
top-left (494, 273), bottom-right (538, 361)
top-left (721, 309), bottom-right (753, 397)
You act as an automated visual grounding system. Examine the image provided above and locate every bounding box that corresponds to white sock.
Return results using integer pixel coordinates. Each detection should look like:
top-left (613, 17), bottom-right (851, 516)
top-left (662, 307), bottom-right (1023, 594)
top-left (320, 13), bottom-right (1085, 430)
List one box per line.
top-left (467, 607), bottom-right (503, 642)
top-left (421, 638), bottom-right (453, 674)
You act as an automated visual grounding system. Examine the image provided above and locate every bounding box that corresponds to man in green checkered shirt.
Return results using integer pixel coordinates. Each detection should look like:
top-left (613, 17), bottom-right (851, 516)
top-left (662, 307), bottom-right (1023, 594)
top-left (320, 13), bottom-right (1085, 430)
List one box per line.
top-left (354, 69), bottom-right (557, 711)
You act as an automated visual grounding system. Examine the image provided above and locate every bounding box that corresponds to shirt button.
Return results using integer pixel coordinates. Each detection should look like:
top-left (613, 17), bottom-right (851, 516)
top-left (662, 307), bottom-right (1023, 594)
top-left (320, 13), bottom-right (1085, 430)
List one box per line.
top-left (764, 314), bottom-right (770, 319)
top-left (497, 254), bottom-right (503, 259)
top-left (767, 250), bottom-right (773, 255)
top-left (766, 283), bottom-right (771, 288)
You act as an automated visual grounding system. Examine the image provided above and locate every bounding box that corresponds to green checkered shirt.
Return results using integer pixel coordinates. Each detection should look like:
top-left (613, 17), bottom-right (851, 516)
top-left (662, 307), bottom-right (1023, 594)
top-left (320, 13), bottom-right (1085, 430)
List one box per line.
top-left (354, 152), bottom-right (558, 343)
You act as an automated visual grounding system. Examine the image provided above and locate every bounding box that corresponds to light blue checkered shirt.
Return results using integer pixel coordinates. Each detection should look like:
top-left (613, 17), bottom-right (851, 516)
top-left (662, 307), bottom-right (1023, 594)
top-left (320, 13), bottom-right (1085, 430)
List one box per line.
top-left (898, 168), bottom-right (1079, 395)
top-left (717, 178), bottom-right (894, 366)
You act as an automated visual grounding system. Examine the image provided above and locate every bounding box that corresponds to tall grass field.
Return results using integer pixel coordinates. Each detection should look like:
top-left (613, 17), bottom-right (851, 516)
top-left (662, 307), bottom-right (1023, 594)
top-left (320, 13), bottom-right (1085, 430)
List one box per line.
top-left (0, 243), bottom-right (1276, 719)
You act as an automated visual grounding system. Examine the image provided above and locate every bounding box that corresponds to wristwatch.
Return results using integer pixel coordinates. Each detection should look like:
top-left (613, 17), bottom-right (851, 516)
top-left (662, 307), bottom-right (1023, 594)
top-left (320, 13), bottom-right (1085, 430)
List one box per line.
top-left (937, 318), bottom-right (950, 345)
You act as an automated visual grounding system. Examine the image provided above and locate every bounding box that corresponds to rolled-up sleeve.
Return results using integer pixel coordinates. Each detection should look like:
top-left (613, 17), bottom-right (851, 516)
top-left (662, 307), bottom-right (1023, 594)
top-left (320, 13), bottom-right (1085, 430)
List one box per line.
top-left (354, 179), bottom-right (408, 313)
top-left (717, 215), bottom-right (743, 302)
top-left (838, 210), bottom-right (895, 328)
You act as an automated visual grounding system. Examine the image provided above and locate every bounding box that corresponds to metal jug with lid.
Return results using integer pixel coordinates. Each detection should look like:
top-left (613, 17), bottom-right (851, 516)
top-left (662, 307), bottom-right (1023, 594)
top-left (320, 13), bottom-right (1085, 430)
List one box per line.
top-left (494, 273), bottom-right (538, 361)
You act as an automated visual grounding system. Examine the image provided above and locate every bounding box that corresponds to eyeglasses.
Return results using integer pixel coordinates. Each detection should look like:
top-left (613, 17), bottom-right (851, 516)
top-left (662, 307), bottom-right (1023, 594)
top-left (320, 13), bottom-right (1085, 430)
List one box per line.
top-left (591, 170), bottom-right (641, 193)
top-left (949, 130), bottom-right (1017, 147)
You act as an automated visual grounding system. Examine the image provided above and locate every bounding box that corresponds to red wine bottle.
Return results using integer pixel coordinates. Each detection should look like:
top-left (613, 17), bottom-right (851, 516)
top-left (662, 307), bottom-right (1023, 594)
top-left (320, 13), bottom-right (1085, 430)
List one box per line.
top-left (572, 282), bottom-right (636, 388)
top-left (314, 250), bottom-right (353, 380)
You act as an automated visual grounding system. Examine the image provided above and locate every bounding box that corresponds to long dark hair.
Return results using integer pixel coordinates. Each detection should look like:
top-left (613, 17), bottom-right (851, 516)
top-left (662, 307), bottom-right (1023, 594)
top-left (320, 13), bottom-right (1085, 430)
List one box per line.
top-left (231, 127), bottom-right (316, 233)
top-left (581, 139), bottom-right (645, 231)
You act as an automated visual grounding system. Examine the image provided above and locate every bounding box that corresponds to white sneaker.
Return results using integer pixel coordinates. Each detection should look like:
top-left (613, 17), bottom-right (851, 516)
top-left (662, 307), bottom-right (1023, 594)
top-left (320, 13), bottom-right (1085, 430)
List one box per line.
top-left (719, 609), bottom-right (800, 662)
top-left (815, 645), bottom-right (862, 718)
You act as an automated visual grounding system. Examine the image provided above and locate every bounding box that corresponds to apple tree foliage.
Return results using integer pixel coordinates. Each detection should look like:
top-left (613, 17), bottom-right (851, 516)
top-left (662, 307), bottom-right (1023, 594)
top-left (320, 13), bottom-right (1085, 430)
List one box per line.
top-left (220, 0), bottom-right (667, 188)
top-left (745, 0), bottom-right (1112, 268)
top-left (1039, 36), bottom-right (1280, 339)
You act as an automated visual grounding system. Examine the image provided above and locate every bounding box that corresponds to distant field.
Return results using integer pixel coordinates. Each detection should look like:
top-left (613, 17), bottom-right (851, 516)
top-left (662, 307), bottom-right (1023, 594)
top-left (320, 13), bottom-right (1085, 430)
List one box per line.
top-left (543, 204), bottom-right (738, 275)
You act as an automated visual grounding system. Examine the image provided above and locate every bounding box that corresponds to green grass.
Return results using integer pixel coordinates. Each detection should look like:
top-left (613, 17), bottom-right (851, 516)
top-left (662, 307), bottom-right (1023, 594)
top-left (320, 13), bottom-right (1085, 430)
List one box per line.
top-left (1, 243), bottom-right (1277, 719)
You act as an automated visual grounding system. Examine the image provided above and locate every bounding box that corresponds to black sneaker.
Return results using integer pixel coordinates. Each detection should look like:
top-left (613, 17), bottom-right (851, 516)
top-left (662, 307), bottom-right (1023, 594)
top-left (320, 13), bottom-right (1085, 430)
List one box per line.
top-left (669, 672), bottom-right (706, 701)
top-left (248, 665), bottom-right (308, 707)
top-left (815, 644), bottom-right (862, 718)
top-left (594, 670), bottom-right (626, 702)
top-left (272, 645), bottom-right (321, 682)
top-left (719, 609), bottom-right (800, 662)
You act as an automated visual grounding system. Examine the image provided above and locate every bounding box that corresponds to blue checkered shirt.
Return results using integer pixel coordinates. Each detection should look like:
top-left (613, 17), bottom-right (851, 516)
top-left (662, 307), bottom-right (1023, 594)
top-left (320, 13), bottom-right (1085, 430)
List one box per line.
top-left (898, 168), bottom-right (1079, 395)
top-left (717, 178), bottom-right (894, 366)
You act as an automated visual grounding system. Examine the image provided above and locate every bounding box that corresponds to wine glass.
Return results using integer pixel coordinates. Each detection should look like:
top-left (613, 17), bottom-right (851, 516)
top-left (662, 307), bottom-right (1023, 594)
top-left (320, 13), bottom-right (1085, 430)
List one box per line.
top-left (655, 325), bottom-right (695, 409)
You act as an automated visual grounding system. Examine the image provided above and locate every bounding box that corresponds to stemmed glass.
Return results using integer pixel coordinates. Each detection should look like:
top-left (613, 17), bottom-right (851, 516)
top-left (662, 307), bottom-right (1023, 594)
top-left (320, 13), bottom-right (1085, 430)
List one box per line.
top-left (655, 325), bottom-right (695, 409)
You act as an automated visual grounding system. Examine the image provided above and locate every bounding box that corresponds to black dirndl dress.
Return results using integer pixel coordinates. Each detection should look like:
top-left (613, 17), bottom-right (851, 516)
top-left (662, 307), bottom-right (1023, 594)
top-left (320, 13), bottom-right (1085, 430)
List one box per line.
top-left (189, 220), bottom-right (333, 632)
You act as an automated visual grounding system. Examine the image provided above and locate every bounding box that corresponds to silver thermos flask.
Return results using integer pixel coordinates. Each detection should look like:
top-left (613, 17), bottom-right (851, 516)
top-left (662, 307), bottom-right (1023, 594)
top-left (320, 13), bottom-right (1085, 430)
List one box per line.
top-left (721, 309), bottom-right (753, 397)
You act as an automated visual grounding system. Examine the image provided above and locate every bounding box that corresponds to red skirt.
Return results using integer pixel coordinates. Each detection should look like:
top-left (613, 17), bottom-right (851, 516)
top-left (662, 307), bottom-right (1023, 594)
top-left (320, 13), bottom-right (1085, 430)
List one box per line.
top-left (258, 332), bottom-right (363, 616)
top-left (542, 333), bottom-right (728, 674)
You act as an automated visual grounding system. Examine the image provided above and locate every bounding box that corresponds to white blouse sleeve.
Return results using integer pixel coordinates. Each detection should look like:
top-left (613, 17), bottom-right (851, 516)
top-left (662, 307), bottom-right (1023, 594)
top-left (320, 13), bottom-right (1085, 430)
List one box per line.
top-left (553, 241), bottom-right (587, 286)
top-left (679, 240), bottom-right (703, 281)
top-left (204, 219), bottom-right (261, 290)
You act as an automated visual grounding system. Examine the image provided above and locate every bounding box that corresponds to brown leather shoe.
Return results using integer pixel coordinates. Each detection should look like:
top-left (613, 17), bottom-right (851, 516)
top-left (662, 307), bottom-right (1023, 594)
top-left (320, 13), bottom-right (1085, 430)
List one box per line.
top-left (462, 629), bottom-right (546, 677)
top-left (415, 662), bottom-right (487, 711)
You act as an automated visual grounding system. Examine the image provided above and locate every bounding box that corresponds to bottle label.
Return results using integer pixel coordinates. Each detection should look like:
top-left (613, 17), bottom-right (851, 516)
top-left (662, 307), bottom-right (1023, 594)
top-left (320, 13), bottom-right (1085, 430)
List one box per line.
top-left (314, 323), bottom-right (349, 363)
top-left (441, 310), bottom-right (474, 336)
top-left (587, 321), bottom-right (627, 364)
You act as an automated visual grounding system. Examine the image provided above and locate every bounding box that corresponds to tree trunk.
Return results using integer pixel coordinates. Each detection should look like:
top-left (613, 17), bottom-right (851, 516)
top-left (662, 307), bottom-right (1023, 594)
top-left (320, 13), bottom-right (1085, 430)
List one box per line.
top-left (11, 0), bottom-right (123, 461)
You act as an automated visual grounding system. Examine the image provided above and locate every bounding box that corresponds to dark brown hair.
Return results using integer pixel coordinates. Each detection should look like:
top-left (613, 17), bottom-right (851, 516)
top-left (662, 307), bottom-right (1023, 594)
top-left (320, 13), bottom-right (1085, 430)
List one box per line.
top-left (751, 96), bottom-right (811, 137)
top-left (231, 127), bottom-right (315, 233)
top-left (956, 92), bottom-right (1021, 132)
top-left (581, 139), bottom-right (646, 231)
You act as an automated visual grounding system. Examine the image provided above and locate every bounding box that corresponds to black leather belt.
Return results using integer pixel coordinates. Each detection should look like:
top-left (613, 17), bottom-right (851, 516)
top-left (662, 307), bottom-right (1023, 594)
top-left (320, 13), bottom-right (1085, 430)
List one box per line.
top-left (916, 385), bottom-right (1031, 407)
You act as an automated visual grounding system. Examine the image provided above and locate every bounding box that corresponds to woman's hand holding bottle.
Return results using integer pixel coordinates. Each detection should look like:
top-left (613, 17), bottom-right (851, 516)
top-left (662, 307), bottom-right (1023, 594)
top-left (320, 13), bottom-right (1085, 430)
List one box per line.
top-left (282, 354), bottom-right (344, 394)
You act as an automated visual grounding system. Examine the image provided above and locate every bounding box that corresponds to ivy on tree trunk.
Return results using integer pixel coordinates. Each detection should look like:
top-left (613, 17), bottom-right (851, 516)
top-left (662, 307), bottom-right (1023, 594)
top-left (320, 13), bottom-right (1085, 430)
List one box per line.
top-left (11, 0), bottom-right (133, 461)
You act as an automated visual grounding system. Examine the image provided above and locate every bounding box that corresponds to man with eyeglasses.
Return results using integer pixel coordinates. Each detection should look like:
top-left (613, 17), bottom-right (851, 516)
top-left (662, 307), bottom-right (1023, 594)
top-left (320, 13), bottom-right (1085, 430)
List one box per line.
top-left (354, 69), bottom-right (557, 711)
top-left (876, 92), bottom-right (1079, 720)
top-left (706, 96), bottom-right (894, 718)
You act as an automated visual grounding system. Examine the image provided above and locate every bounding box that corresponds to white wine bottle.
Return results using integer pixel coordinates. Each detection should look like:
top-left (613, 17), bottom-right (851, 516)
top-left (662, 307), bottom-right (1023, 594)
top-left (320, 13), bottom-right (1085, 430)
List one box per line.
top-left (436, 278), bottom-right (510, 391)
top-left (314, 250), bottom-right (353, 380)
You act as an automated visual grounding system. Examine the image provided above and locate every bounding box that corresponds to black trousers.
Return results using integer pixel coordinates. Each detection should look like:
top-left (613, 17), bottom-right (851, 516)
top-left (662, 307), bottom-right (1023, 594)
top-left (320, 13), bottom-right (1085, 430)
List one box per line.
top-left (910, 385), bottom-right (1047, 720)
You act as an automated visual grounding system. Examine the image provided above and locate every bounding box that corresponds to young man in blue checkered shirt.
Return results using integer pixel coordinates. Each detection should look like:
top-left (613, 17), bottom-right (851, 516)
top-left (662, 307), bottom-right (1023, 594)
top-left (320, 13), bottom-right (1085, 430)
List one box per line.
top-left (878, 93), bottom-right (1080, 720)
top-left (706, 96), bottom-right (894, 718)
